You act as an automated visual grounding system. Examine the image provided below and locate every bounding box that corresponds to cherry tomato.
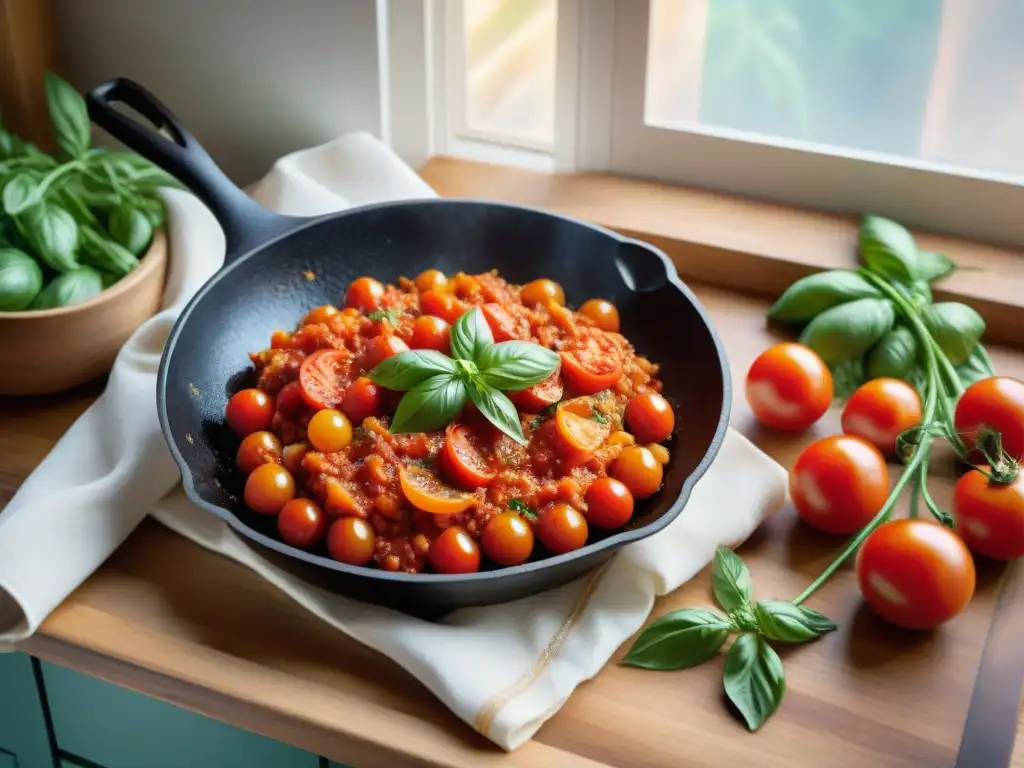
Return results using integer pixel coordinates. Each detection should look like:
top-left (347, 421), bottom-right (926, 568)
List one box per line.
top-left (327, 516), bottom-right (376, 565)
top-left (345, 277), bottom-right (385, 312)
top-left (480, 303), bottom-right (518, 342)
top-left (307, 409), bottom-right (353, 453)
top-left (480, 512), bottom-right (535, 565)
top-left (560, 338), bottom-right (623, 396)
top-left (955, 377), bottom-right (1024, 462)
top-left (410, 315), bottom-right (451, 353)
top-left (276, 380), bottom-right (305, 416)
top-left (452, 273), bottom-right (480, 299)
top-left (342, 377), bottom-right (383, 424)
top-left (270, 330), bottom-right (293, 349)
top-left (536, 503), bottom-right (588, 554)
top-left (282, 442), bottom-right (309, 475)
top-left (236, 431), bottom-right (282, 474)
top-left (430, 526), bottom-right (481, 573)
top-left (277, 498), bottom-right (327, 548)
top-left (510, 369), bottom-right (563, 412)
top-left (225, 388), bottom-right (275, 436)
top-left (579, 299), bottom-right (619, 332)
top-left (243, 463), bottom-right (296, 514)
top-left (585, 477), bottom-right (634, 529)
top-left (610, 446), bottom-right (663, 499)
top-left (554, 401), bottom-right (609, 463)
top-left (953, 467), bottom-right (1024, 560)
top-left (648, 443), bottom-right (670, 464)
top-left (362, 334), bottom-right (409, 371)
top-left (520, 279), bottom-right (565, 307)
top-left (415, 269), bottom-right (448, 294)
top-left (420, 289), bottom-right (468, 324)
top-left (399, 466), bottom-right (474, 515)
top-left (841, 378), bottom-right (923, 455)
top-left (745, 343), bottom-right (833, 431)
top-left (625, 391), bottom-right (675, 444)
top-left (856, 518), bottom-right (975, 630)
top-left (302, 304), bottom-right (339, 327)
top-left (298, 349), bottom-right (349, 410)
top-left (443, 423), bottom-right (496, 488)
top-left (789, 435), bottom-right (889, 534)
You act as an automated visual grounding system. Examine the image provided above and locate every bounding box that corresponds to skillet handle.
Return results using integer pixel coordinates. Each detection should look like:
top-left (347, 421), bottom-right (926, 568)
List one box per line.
top-left (86, 77), bottom-right (302, 261)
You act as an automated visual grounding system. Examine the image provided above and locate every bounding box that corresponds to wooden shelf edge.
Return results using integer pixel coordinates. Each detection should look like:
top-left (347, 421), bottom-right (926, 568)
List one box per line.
top-left (418, 157), bottom-right (1024, 347)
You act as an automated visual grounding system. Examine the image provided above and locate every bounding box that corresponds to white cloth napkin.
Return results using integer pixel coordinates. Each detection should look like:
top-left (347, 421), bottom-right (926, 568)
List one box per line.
top-left (0, 132), bottom-right (787, 750)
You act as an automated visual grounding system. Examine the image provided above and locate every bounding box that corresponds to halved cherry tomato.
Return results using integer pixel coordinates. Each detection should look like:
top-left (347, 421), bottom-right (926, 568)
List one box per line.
top-left (399, 466), bottom-right (474, 515)
top-left (307, 409), bottom-right (353, 452)
top-left (745, 343), bottom-right (832, 431)
top-left (579, 299), bottom-right (619, 332)
top-left (430, 526), bottom-right (481, 573)
top-left (953, 467), bottom-right (1024, 560)
top-left (443, 423), bottom-right (496, 489)
top-left (244, 463), bottom-right (295, 514)
top-left (236, 431), bottom-right (282, 474)
top-left (561, 337), bottom-right (623, 396)
top-left (277, 498), bottom-right (327, 548)
top-left (536, 503), bottom-right (588, 554)
top-left (610, 446), bottom-right (663, 498)
top-left (276, 380), bottom-right (305, 416)
top-left (841, 377), bottom-right (922, 455)
top-left (954, 376), bottom-right (1024, 462)
top-left (856, 518), bottom-right (975, 629)
top-left (302, 304), bottom-right (339, 327)
top-left (299, 349), bottom-right (349, 410)
top-left (414, 269), bottom-right (448, 294)
top-left (324, 477), bottom-right (369, 518)
top-left (555, 401), bottom-right (610, 461)
top-left (362, 335), bottom-right (409, 371)
top-left (481, 512), bottom-right (534, 565)
top-left (585, 477), bottom-right (634, 529)
top-left (510, 368), bottom-right (563, 412)
top-left (327, 516), bottom-right (376, 565)
top-left (226, 388), bottom-right (275, 435)
top-left (481, 303), bottom-right (518, 341)
top-left (342, 377), bottom-right (382, 424)
top-left (420, 289), bottom-right (468, 324)
top-left (410, 315), bottom-right (451, 353)
top-left (789, 435), bottom-right (889, 534)
top-left (345, 277), bottom-right (385, 312)
top-left (626, 391), bottom-right (675, 444)
top-left (521, 279), bottom-right (564, 307)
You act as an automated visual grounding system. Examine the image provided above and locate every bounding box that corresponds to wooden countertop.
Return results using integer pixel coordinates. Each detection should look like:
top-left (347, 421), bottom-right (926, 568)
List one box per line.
top-left (5, 161), bottom-right (1024, 767)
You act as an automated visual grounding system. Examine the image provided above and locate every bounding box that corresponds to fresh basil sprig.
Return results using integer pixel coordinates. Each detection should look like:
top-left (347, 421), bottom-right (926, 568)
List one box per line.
top-left (621, 547), bottom-right (835, 732)
top-left (369, 308), bottom-right (558, 444)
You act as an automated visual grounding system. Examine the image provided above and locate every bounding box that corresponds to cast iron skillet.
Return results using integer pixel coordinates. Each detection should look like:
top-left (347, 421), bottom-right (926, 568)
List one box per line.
top-left (86, 78), bottom-right (731, 619)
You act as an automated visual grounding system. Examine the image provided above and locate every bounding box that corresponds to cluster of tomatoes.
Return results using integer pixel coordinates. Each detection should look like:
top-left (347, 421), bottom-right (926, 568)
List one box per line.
top-left (746, 342), bottom-right (1024, 630)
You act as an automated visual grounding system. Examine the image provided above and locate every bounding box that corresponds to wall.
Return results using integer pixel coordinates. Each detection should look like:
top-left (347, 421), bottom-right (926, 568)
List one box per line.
top-left (53, 0), bottom-right (382, 185)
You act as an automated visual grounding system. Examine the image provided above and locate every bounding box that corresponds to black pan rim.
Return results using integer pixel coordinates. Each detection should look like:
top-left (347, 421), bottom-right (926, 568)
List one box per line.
top-left (157, 197), bottom-right (732, 585)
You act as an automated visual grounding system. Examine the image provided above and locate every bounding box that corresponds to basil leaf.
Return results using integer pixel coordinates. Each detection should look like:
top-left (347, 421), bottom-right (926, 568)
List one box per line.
top-left (19, 202), bottom-right (79, 272)
top-left (753, 600), bottom-right (836, 643)
top-left (859, 215), bottom-right (919, 283)
top-left (917, 250), bottom-right (956, 282)
top-left (44, 71), bottom-right (91, 159)
top-left (723, 634), bottom-right (786, 732)
top-left (922, 302), bottom-right (985, 365)
top-left (78, 225), bottom-right (139, 277)
top-left (477, 341), bottom-right (559, 391)
top-left (767, 270), bottom-right (881, 323)
top-left (0, 248), bottom-right (43, 310)
top-left (955, 344), bottom-right (994, 389)
top-left (712, 547), bottom-right (752, 613)
top-left (370, 350), bottom-right (458, 391)
top-left (2, 174), bottom-right (41, 215)
top-left (449, 307), bottom-right (493, 363)
top-left (867, 326), bottom-right (917, 380)
top-left (620, 608), bottom-right (730, 670)
top-left (108, 203), bottom-right (154, 256)
top-left (389, 374), bottom-right (467, 434)
top-left (97, 151), bottom-right (184, 190)
top-left (467, 379), bottom-right (527, 445)
top-left (798, 298), bottom-right (894, 365)
top-left (830, 358), bottom-right (867, 400)
top-left (30, 266), bottom-right (103, 309)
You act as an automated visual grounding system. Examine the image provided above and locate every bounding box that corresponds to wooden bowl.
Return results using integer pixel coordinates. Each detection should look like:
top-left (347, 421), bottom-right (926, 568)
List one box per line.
top-left (0, 228), bottom-right (168, 395)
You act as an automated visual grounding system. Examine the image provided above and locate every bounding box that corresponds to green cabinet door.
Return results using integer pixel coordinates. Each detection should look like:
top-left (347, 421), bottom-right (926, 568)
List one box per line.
top-left (0, 653), bottom-right (53, 768)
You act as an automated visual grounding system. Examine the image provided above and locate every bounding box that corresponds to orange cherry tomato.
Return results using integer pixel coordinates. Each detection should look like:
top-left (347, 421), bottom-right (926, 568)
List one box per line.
top-left (856, 518), bottom-right (975, 630)
top-left (345, 277), bottom-right (385, 312)
top-left (276, 380), bottom-right (305, 416)
top-left (301, 304), bottom-right (339, 327)
top-left (327, 516), bottom-right (376, 565)
top-left (560, 337), bottom-right (623, 396)
top-left (410, 315), bottom-right (451, 353)
top-left (277, 498), bottom-right (327, 548)
top-left (955, 376), bottom-right (1024, 462)
top-left (481, 303), bottom-right (518, 342)
top-left (625, 391), bottom-right (675, 444)
top-left (399, 466), bottom-right (474, 515)
top-left (953, 467), bottom-right (1024, 560)
top-left (579, 299), bottom-right (620, 332)
top-left (270, 330), bottom-right (293, 349)
top-left (298, 349), bottom-right (350, 410)
top-left (610, 446), bottom-right (663, 499)
top-left (414, 269), bottom-right (448, 294)
top-left (520, 279), bottom-right (565, 307)
top-left (480, 512), bottom-right (535, 565)
top-left (789, 435), bottom-right (889, 534)
top-left (443, 423), bottom-right (496, 489)
top-left (745, 343), bottom-right (833, 431)
top-left (510, 369), bottom-right (563, 412)
top-left (554, 401), bottom-right (610, 462)
top-left (362, 334), bottom-right (409, 371)
top-left (430, 526), bottom-right (481, 573)
top-left (225, 388), bottom-right (275, 436)
top-left (841, 378), bottom-right (922, 455)
top-left (536, 503), bottom-right (588, 554)
top-left (420, 289), bottom-right (469, 324)
top-left (342, 377), bottom-right (383, 424)
top-left (307, 409), bottom-right (353, 453)
top-left (236, 431), bottom-right (282, 474)
top-left (585, 477), bottom-right (634, 529)
top-left (452, 273), bottom-right (481, 299)
top-left (243, 463), bottom-right (295, 514)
